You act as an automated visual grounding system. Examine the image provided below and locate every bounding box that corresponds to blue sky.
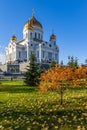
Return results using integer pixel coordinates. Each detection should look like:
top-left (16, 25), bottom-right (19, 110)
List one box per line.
top-left (0, 0), bottom-right (87, 64)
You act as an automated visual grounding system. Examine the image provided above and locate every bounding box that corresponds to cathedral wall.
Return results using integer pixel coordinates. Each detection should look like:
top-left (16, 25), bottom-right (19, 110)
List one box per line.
top-left (0, 63), bottom-right (28, 73)
top-left (19, 62), bottom-right (28, 72)
top-left (16, 47), bottom-right (27, 62)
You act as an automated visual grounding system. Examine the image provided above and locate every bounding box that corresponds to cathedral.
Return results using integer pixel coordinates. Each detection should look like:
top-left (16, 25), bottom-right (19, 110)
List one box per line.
top-left (5, 13), bottom-right (59, 65)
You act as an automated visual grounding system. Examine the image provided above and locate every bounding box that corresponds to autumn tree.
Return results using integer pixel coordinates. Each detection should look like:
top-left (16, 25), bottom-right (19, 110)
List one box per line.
top-left (39, 65), bottom-right (87, 105)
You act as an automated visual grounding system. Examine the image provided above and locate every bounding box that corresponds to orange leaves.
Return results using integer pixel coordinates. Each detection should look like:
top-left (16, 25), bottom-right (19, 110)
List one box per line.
top-left (39, 66), bottom-right (87, 91)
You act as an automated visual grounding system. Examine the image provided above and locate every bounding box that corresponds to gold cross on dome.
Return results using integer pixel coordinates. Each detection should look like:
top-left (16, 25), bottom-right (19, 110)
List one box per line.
top-left (52, 29), bottom-right (54, 34)
top-left (32, 8), bottom-right (35, 16)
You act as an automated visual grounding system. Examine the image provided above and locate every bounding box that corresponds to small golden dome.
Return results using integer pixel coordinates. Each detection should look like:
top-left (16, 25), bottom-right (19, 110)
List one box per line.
top-left (50, 34), bottom-right (56, 40)
top-left (11, 35), bottom-right (17, 41)
top-left (24, 16), bottom-right (42, 31)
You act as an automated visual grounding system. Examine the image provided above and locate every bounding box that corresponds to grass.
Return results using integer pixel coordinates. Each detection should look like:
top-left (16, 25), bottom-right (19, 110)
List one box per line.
top-left (0, 81), bottom-right (87, 130)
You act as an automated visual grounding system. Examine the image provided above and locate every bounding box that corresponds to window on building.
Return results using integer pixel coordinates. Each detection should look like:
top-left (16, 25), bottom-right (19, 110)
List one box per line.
top-left (9, 54), bottom-right (12, 63)
top-left (30, 33), bottom-right (32, 39)
top-left (55, 54), bottom-right (58, 60)
top-left (38, 33), bottom-right (40, 39)
top-left (54, 41), bottom-right (56, 46)
top-left (41, 35), bottom-right (43, 40)
top-left (35, 32), bottom-right (37, 39)
top-left (31, 51), bottom-right (33, 55)
top-left (42, 51), bottom-right (45, 58)
top-left (48, 52), bottom-right (52, 60)
top-left (25, 51), bottom-right (27, 59)
top-left (19, 51), bottom-right (21, 58)
top-left (49, 44), bottom-right (52, 47)
top-left (37, 51), bottom-right (39, 58)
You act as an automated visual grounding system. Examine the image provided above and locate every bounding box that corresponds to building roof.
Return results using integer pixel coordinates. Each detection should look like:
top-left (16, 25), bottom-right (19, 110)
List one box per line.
top-left (24, 16), bottom-right (42, 31)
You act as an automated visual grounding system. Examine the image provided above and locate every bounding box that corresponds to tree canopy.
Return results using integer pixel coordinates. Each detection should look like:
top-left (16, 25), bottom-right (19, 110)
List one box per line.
top-left (39, 65), bottom-right (87, 91)
top-left (67, 56), bottom-right (78, 68)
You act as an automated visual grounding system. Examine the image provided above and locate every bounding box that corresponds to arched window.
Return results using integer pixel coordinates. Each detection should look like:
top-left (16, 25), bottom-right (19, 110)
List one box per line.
top-left (54, 41), bottom-right (56, 45)
top-left (35, 32), bottom-right (37, 39)
top-left (19, 51), bottom-right (21, 58)
top-left (38, 33), bottom-right (40, 39)
top-left (41, 35), bottom-right (43, 40)
top-left (30, 33), bottom-right (32, 39)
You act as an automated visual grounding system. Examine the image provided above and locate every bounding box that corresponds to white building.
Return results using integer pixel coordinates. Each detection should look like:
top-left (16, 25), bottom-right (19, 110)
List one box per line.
top-left (5, 14), bottom-right (59, 65)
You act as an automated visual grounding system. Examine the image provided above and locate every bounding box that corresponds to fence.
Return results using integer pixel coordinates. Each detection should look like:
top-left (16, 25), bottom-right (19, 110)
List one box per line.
top-left (0, 76), bottom-right (25, 81)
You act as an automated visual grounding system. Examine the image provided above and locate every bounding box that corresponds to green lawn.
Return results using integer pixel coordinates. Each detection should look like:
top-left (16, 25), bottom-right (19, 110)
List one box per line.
top-left (0, 81), bottom-right (87, 130)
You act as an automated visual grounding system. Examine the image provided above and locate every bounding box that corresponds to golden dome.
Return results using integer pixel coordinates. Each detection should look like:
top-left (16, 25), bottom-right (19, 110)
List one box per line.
top-left (50, 34), bottom-right (56, 40)
top-left (24, 20), bottom-right (34, 31)
top-left (24, 16), bottom-right (42, 31)
top-left (11, 35), bottom-right (17, 41)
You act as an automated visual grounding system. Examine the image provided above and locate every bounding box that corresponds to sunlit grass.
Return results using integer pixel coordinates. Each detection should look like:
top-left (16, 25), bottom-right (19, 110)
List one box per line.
top-left (0, 81), bottom-right (87, 130)
top-left (0, 80), bottom-right (24, 85)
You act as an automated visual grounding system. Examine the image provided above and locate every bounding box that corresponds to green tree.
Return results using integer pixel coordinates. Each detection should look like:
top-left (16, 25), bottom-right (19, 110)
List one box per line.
top-left (24, 54), bottom-right (40, 86)
top-left (85, 59), bottom-right (87, 66)
top-left (60, 60), bottom-right (63, 66)
top-left (50, 60), bottom-right (56, 68)
top-left (37, 63), bottom-right (44, 75)
top-left (67, 56), bottom-right (78, 68)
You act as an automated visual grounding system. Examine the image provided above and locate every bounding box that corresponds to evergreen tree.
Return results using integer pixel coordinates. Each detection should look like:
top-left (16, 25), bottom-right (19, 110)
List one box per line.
top-left (24, 54), bottom-right (40, 86)
top-left (37, 63), bottom-right (44, 75)
top-left (67, 56), bottom-right (78, 68)
top-left (50, 60), bottom-right (56, 68)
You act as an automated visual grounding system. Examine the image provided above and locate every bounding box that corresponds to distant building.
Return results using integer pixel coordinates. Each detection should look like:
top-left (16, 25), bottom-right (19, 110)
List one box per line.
top-left (5, 12), bottom-right (59, 65)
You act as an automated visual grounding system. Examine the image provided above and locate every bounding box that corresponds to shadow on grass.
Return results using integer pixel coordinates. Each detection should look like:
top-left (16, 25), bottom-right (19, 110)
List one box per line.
top-left (0, 101), bottom-right (3, 104)
top-left (69, 86), bottom-right (87, 90)
top-left (71, 96), bottom-right (87, 103)
top-left (0, 85), bottom-right (38, 93)
top-left (0, 107), bottom-right (87, 130)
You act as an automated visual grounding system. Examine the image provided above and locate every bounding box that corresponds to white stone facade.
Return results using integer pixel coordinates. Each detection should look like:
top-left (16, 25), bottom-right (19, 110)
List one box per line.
top-left (5, 15), bottom-right (59, 64)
